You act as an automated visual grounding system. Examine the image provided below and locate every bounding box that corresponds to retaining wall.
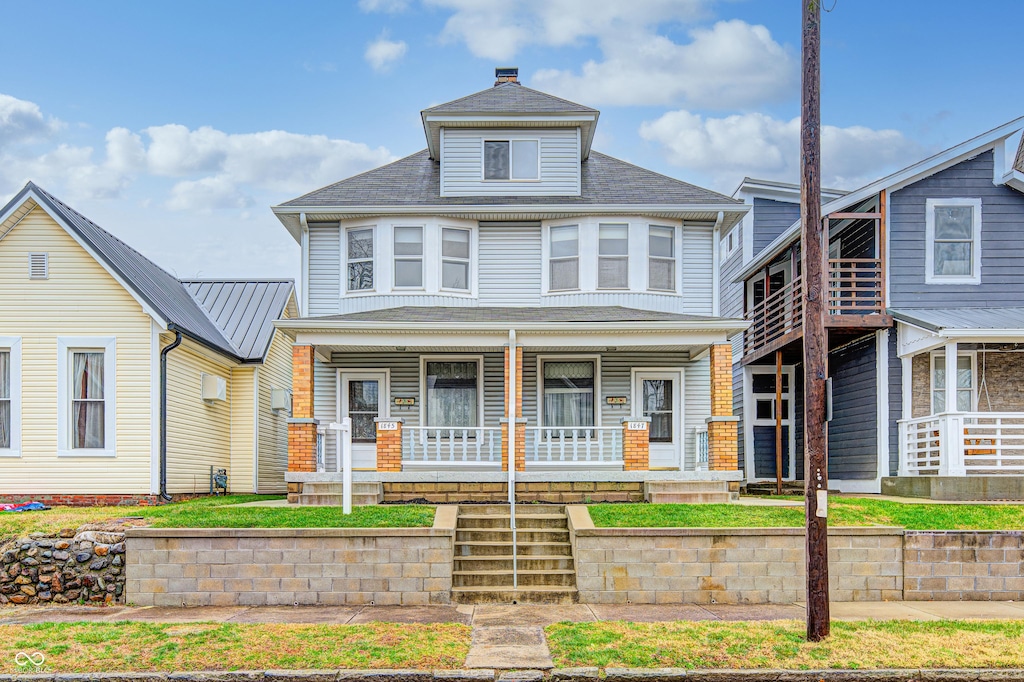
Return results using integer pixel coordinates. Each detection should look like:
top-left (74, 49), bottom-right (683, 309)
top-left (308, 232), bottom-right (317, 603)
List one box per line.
top-left (904, 531), bottom-right (1024, 601)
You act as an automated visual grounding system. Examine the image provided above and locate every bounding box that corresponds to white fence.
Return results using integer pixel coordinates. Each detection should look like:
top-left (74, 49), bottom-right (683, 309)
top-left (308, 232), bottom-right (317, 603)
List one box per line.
top-left (696, 427), bottom-right (709, 470)
top-left (899, 412), bottom-right (1024, 476)
top-left (524, 427), bottom-right (622, 467)
top-left (402, 427), bottom-right (503, 467)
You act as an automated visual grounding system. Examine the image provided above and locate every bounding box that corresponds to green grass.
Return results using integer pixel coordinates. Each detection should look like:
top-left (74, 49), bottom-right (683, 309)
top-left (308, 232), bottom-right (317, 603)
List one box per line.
top-left (0, 621), bottom-right (470, 672)
top-left (1, 495), bottom-right (434, 542)
top-left (588, 496), bottom-right (1024, 529)
top-left (546, 619), bottom-right (1024, 669)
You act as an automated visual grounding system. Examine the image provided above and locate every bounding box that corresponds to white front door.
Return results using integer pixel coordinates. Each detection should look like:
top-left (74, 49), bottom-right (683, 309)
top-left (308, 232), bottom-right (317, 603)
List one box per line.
top-left (339, 371), bottom-right (387, 470)
top-left (633, 370), bottom-right (682, 470)
top-left (745, 367), bottom-right (796, 482)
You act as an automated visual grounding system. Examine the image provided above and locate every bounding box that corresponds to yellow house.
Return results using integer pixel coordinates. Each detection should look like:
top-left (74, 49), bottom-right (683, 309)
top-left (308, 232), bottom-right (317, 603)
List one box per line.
top-left (0, 183), bottom-right (296, 504)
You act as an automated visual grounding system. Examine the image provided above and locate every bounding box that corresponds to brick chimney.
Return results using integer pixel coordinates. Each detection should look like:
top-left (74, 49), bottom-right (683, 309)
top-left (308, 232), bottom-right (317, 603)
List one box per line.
top-left (494, 67), bottom-right (519, 86)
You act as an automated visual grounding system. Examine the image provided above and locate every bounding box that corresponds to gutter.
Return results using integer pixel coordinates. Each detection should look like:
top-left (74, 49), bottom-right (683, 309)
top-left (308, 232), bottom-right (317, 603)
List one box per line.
top-left (159, 327), bottom-right (183, 501)
top-left (273, 318), bottom-right (751, 334)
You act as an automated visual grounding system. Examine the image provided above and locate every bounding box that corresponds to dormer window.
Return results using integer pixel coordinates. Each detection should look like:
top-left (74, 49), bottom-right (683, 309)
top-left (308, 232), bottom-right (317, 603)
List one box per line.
top-left (483, 140), bottom-right (539, 181)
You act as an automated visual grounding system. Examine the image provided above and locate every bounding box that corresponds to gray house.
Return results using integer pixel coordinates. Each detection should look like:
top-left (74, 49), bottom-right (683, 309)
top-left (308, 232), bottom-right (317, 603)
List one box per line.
top-left (724, 117), bottom-right (1024, 498)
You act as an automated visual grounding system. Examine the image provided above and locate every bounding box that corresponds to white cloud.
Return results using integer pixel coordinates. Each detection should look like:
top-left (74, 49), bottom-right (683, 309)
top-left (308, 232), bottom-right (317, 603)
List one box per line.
top-left (639, 110), bottom-right (927, 190)
top-left (365, 32), bottom-right (408, 73)
top-left (0, 93), bottom-right (62, 149)
top-left (359, 0), bottom-right (410, 13)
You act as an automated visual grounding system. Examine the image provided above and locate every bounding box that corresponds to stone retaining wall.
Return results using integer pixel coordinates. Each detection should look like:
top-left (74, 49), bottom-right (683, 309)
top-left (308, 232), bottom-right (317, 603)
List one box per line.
top-left (904, 531), bottom-right (1024, 600)
top-left (125, 507), bottom-right (457, 607)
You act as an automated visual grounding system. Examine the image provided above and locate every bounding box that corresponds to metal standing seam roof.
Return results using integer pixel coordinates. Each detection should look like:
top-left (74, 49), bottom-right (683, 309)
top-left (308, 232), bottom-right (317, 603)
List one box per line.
top-left (288, 305), bottom-right (745, 326)
top-left (2, 182), bottom-right (293, 362)
top-left (278, 149), bottom-right (741, 208)
top-left (422, 81), bottom-right (598, 115)
top-left (890, 307), bottom-right (1024, 333)
top-left (182, 280), bottom-right (295, 360)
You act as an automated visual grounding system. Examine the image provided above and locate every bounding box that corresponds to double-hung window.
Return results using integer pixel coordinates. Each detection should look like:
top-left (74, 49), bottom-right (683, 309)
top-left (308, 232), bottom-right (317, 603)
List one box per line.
top-left (393, 226), bottom-right (423, 288)
top-left (549, 226), bottom-right (579, 291)
top-left (483, 140), bottom-right (539, 180)
top-left (58, 337), bottom-right (115, 456)
top-left (0, 350), bottom-right (9, 449)
top-left (347, 227), bottom-right (375, 291)
top-left (931, 353), bottom-right (975, 413)
top-left (71, 352), bottom-right (105, 449)
top-left (926, 198), bottom-right (981, 284)
top-left (0, 338), bottom-right (19, 455)
top-left (424, 359), bottom-right (480, 427)
top-left (542, 360), bottom-right (596, 430)
top-left (598, 224), bottom-right (628, 289)
top-left (441, 228), bottom-right (471, 290)
top-left (648, 225), bottom-right (676, 291)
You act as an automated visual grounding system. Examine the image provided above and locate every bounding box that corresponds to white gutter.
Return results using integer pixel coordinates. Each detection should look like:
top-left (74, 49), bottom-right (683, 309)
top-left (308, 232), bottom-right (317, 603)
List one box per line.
top-left (275, 319), bottom-right (750, 333)
top-left (274, 202), bottom-right (746, 217)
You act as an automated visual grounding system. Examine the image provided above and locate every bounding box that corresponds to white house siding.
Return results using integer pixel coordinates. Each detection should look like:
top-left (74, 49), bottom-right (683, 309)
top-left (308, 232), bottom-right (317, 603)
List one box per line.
top-left (479, 222), bottom-right (542, 305)
top-left (0, 207), bottom-right (153, 496)
top-left (256, 328), bottom-right (293, 493)
top-left (308, 222), bottom-right (340, 317)
top-left (441, 128), bottom-right (580, 197)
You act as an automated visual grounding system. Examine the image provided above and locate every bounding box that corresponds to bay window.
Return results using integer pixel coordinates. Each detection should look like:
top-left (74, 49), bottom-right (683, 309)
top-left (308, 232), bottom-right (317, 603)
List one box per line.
top-left (347, 227), bottom-right (375, 291)
top-left (648, 225), bottom-right (676, 292)
top-left (549, 225), bottom-right (579, 291)
top-left (393, 226), bottom-right (423, 288)
top-left (441, 228), bottom-right (471, 290)
top-left (598, 223), bottom-right (628, 289)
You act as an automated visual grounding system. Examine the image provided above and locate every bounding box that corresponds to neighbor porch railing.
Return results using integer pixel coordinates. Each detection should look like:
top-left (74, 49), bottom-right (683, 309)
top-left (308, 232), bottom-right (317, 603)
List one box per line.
top-left (524, 426), bottom-right (622, 466)
top-left (898, 413), bottom-right (1024, 476)
top-left (402, 426), bottom-right (503, 466)
top-left (827, 258), bottom-right (884, 316)
top-left (743, 275), bottom-right (803, 356)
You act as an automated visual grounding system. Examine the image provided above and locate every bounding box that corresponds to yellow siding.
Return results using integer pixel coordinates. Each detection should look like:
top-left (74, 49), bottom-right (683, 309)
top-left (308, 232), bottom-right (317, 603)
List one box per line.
top-left (230, 367), bottom-right (256, 493)
top-left (0, 207), bottom-right (153, 495)
top-left (256, 327), bottom-right (293, 494)
top-left (163, 337), bottom-right (233, 494)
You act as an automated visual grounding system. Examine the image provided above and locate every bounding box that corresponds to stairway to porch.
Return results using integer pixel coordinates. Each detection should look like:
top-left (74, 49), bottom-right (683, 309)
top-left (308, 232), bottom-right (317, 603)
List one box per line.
top-left (295, 481), bottom-right (383, 506)
top-left (644, 480), bottom-right (737, 504)
top-left (451, 504), bottom-right (578, 604)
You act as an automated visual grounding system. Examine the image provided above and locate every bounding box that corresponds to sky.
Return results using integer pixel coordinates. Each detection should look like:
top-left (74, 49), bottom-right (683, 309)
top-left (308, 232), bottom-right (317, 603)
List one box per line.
top-left (1, 0), bottom-right (1022, 284)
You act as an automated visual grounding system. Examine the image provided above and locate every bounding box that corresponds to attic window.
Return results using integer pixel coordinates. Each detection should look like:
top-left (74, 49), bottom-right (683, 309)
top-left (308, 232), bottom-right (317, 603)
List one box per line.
top-left (28, 253), bottom-right (48, 280)
top-left (483, 140), bottom-right (539, 180)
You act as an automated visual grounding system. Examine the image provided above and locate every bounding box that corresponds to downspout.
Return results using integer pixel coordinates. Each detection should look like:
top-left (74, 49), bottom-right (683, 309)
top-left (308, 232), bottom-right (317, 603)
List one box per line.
top-left (508, 328), bottom-right (518, 591)
top-left (159, 327), bottom-right (183, 501)
top-left (711, 211), bottom-right (725, 317)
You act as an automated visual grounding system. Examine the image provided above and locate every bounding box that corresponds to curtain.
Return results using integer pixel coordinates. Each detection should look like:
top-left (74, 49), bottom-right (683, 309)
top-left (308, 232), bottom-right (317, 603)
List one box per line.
top-left (426, 362), bottom-right (478, 427)
top-left (543, 362), bottom-right (595, 428)
top-left (72, 352), bottom-right (104, 449)
top-left (0, 351), bottom-right (9, 449)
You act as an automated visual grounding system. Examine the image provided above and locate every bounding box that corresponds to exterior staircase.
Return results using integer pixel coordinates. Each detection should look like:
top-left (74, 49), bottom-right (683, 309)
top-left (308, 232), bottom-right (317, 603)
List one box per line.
top-left (644, 480), bottom-right (737, 504)
top-left (451, 504), bottom-right (578, 604)
top-left (296, 481), bottom-right (383, 506)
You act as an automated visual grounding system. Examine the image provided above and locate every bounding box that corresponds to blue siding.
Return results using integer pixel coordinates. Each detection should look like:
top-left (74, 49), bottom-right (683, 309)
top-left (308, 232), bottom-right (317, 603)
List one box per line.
top-left (753, 198), bottom-right (800, 257)
top-left (890, 151), bottom-right (1024, 308)
top-left (753, 425), bottom-right (790, 478)
top-left (888, 330), bottom-right (901, 477)
top-left (827, 336), bottom-right (878, 480)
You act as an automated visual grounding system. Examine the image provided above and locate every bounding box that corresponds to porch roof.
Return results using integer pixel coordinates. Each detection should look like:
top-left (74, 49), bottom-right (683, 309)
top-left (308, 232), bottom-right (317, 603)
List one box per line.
top-left (891, 307), bottom-right (1024, 333)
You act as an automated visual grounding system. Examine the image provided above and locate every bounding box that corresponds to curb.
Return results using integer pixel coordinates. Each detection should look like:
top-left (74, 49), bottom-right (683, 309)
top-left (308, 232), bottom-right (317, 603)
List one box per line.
top-left (3, 671), bottom-right (1024, 682)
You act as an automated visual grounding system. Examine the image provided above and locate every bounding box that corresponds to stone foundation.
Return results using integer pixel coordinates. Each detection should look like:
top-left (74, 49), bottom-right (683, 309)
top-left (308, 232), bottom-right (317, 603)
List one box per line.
top-left (382, 480), bottom-right (645, 504)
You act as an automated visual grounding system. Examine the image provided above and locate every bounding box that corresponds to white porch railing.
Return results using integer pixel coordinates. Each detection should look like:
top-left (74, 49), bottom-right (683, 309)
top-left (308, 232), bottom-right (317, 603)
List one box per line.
top-left (899, 412), bottom-right (1024, 476)
top-left (696, 427), bottom-right (709, 470)
top-left (524, 427), bottom-right (622, 466)
top-left (402, 427), bottom-right (503, 466)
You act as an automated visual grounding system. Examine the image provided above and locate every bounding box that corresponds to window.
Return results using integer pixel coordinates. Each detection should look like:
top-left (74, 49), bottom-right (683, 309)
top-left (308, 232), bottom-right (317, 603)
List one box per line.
top-left (346, 228), bottom-right (374, 291)
top-left (542, 360), bottom-right (596, 429)
top-left (598, 224), bottom-right (628, 289)
top-left (720, 227), bottom-right (739, 259)
top-left (549, 225), bottom-right (579, 291)
top-left (441, 228), bottom-right (471, 290)
top-left (0, 351), bottom-right (8, 449)
top-left (931, 353), bottom-right (975, 413)
top-left (648, 225), bottom-right (676, 291)
top-left (0, 338), bottom-right (20, 456)
top-left (925, 198), bottom-right (981, 284)
top-left (424, 359), bottom-right (480, 427)
top-left (483, 139), bottom-right (539, 180)
top-left (58, 337), bottom-right (115, 456)
top-left (393, 226), bottom-right (423, 288)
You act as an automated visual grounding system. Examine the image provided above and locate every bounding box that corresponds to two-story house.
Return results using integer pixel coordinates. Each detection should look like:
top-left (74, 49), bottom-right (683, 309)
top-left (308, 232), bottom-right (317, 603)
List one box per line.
top-left (273, 68), bottom-right (750, 505)
top-left (725, 117), bottom-right (1024, 499)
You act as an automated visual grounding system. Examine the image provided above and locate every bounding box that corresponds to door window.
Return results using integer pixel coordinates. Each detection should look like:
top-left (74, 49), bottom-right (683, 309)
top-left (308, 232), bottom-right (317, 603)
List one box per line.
top-left (641, 379), bottom-right (673, 443)
top-left (347, 380), bottom-right (380, 442)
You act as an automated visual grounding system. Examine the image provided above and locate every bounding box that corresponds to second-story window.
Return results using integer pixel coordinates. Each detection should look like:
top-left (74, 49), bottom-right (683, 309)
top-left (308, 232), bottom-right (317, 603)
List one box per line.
top-left (648, 225), bottom-right (676, 292)
top-left (393, 226), bottom-right (423, 288)
top-left (441, 228), bottom-right (471, 290)
top-left (926, 198), bottom-right (981, 284)
top-left (550, 225), bottom-right (579, 291)
top-left (484, 140), bottom-right (539, 180)
top-left (598, 223), bottom-right (628, 289)
top-left (347, 227), bottom-right (374, 291)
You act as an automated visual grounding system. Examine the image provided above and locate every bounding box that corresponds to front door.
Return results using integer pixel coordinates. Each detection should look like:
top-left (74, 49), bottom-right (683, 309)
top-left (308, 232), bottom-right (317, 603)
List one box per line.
top-left (339, 371), bottom-right (387, 470)
top-left (746, 367), bottom-right (795, 482)
top-left (634, 371), bottom-right (682, 469)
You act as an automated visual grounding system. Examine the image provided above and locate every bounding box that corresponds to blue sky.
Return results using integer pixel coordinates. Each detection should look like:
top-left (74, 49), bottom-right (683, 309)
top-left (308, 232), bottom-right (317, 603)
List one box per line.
top-left (1, 0), bottom-right (1021, 283)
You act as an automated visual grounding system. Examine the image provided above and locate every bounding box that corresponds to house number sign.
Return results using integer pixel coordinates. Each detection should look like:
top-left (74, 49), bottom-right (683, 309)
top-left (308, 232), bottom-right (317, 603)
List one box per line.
top-left (377, 421), bottom-right (399, 431)
top-left (626, 421), bottom-right (648, 431)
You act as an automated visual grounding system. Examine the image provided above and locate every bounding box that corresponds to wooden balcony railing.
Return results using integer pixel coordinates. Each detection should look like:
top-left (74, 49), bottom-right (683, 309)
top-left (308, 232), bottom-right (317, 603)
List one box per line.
top-left (744, 275), bottom-right (803, 356)
top-left (828, 258), bottom-right (884, 316)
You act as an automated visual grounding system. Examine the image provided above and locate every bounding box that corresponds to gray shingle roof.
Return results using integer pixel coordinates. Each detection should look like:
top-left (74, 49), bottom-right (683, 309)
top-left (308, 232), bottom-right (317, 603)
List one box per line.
top-left (890, 307), bottom-right (1024, 333)
top-left (2, 182), bottom-right (293, 362)
top-left (423, 82), bottom-right (597, 115)
top-left (279, 150), bottom-right (740, 208)
top-left (301, 306), bottom-right (738, 325)
top-left (182, 280), bottom-right (295, 360)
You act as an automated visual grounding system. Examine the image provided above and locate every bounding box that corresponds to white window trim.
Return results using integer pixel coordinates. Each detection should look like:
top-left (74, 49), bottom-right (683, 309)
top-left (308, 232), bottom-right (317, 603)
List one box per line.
top-left (439, 226), bottom-right (473, 294)
top-left (57, 336), bottom-right (116, 458)
top-left (419, 355), bottom-right (485, 428)
top-left (392, 224), bottom-right (426, 291)
top-left (597, 222), bottom-right (630, 290)
top-left (924, 197), bottom-right (982, 285)
top-left (480, 138), bottom-right (541, 182)
top-left (647, 224), bottom-right (678, 293)
top-left (720, 225), bottom-right (739, 260)
top-left (0, 337), bottom-right (22, 457)
top-left (546, 223), bottom-right (581, 293)
top-left (536, 355), bottom-right (602, 428)
top-left (929, 350), bottom-right (977, 413)
top-left (743, 365), bottom-right (797, 483)
top-left (344, 225), bottom-right (377, 294)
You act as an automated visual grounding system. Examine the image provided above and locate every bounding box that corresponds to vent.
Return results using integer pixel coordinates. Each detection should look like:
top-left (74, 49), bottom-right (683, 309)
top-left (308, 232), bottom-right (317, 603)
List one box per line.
top-left (28, 253), bottom-right (48, 279)
top-left (200, 373), bottom-right (227, 402)
top-left (271, 388), bottom-right (292, 413)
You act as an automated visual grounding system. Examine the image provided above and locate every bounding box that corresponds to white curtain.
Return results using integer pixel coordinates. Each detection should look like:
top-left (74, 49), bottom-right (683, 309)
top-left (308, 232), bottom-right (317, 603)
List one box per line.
top-left (426, 362), bottom-right (478, 427)
top-left (543, 362), bottom-right (595, 428)
top-left (0, 351), bottom-right (9, 449)
top-left (72, 352), bottom-right (105, 449)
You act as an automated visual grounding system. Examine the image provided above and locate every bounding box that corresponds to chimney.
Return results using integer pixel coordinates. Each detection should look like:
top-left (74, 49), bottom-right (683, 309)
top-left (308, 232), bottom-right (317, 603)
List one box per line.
top-left (494, 67), bottom-right (519, 86)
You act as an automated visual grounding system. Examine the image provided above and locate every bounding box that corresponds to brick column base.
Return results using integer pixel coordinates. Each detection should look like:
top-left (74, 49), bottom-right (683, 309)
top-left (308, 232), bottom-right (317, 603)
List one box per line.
top-left (622, 418), bottom-right (650, 471)
top-left (375, 417), bottom-right (404, 472)
top-left (288, 344), bottom-right (317, 473)
top-left (287, 421), bottom-right (318, 473)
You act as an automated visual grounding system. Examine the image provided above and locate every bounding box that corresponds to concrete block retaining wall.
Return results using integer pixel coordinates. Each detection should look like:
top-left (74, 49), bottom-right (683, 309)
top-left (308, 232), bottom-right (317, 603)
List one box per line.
top-left (903, 531), bottom-right (1024, 601)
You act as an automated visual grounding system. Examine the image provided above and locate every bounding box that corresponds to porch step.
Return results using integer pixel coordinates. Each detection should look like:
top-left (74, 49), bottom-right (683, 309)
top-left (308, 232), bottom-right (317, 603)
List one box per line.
top-left (296, 481), bottom-right (383, 506)
top-left (456, 528), bottom-right (569, 543)
top-left (644, 480), bottom-right (736, 504)
top-left (452, 554), bottom-right (576, 572)
top-left (450, 584), bottom-right (578, 604)
top-left (453, 568), bottom-right (577, 588)
top-left (455, 540), bottom-right (573, 556)
top-left (457, 513), bottom-right (567, 529)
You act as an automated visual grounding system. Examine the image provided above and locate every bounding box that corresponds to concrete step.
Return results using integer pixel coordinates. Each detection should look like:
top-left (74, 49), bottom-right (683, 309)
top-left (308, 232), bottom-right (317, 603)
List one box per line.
top-left (646, 491), bottom-right (734, 504)
top-left (457, 513), bottom-right (567, 530)
top-left (453, 554), bottom-right (575, 572)
top-left (451, 584), bottom-right (578, 605)
top-left (455, 540), bottom-right (572, 557)
top-left (467, 504), bottom-right (566, 516)
top-left (295, 492), bottom-right (383, 506)
top-left (644, 480), bottom-right (736, 504)
top-left (455, 528), bottom-right (569, 543)
top-left (453, 568), bottom-right (577, 588)
top-left (302, 481), bottom-right (382, 495)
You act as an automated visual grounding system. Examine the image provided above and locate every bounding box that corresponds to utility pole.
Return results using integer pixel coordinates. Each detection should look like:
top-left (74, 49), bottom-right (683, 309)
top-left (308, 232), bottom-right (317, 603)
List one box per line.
top-left (801, 0), bottom-right (830, 641)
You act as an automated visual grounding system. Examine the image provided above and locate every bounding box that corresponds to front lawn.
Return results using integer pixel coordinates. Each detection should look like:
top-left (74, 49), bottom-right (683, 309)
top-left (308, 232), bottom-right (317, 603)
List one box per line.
top-left (588, 496), bottom-right (1024, 530)
top-left (1, 495), bottom-right (434, 542)
top-left (0, 621), bottom-right (469, 672)
top-left (546, 620), bottom-right (1024, 669)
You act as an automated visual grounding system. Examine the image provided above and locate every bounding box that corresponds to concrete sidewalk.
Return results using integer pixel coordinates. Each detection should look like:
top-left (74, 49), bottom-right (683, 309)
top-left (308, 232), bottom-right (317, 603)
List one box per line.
top-left (2, 600), bottom-right (1024, 625)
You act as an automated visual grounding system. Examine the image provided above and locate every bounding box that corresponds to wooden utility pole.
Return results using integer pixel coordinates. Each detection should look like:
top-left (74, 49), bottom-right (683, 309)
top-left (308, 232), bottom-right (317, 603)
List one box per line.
top-left (775, 350), bottom-right (783, 496)
top-left (801, 0), bottom-right (830, 641)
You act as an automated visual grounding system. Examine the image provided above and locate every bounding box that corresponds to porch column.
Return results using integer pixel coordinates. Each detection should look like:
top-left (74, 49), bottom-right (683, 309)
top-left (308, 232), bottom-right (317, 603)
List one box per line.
top-left (502, 344), bottom-right (525, 472)
top-left (943, 342), bottom-right (958, 413)
top-left (622, 417), bottom-right (650, 470)
top-left (375, 417), bottom-right (404, 472)
top-left (287, 344), bottom-right (318, 473)
top-left (707, 343), bottom-right (740, 471)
